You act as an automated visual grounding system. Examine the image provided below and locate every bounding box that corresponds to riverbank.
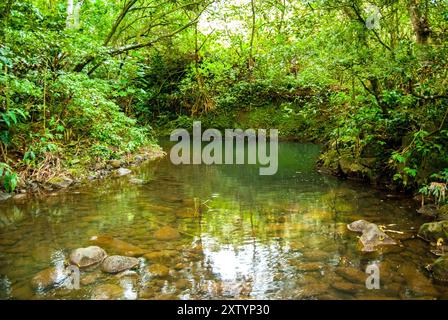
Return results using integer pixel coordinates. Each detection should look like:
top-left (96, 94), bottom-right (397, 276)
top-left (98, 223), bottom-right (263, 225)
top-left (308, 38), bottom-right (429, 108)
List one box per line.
top-left (0, 144), bottom-right (166, 202)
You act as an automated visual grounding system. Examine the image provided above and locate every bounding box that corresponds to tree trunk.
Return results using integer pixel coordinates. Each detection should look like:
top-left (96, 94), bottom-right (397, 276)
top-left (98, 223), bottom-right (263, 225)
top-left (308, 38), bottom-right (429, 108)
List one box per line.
top-left (104, 0), bottom-right (137, 46)
top-left (66, 0), bottom-right (74, 29)
top-left (248, 0), bottom-right (256, 79)
top-left (73, 0), bottom-right (83, 29)
top-left (409, 0), bottom-right (431, 44)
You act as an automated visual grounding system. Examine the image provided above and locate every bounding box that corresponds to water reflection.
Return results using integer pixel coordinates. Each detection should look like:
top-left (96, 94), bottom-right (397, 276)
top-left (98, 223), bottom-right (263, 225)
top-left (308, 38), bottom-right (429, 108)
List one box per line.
top-left (0, 142), bottom-right (446, 299)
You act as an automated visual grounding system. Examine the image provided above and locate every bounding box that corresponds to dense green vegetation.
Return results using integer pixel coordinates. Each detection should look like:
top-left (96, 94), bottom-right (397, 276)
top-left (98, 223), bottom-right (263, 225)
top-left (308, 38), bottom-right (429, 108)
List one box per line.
top-left (0, 0), bottom-right (447, 198)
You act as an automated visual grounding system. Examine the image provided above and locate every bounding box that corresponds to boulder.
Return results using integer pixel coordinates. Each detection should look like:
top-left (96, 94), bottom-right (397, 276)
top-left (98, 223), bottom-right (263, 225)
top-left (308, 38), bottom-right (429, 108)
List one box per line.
top-left (101, 255), bottom-right (139, 274)
top-left (347, 220), bottom-right (397, 252)
top-left (418, 220), bottom-right (448, 242)
top-left (347, 220), bottom-right (372, 232)
top-left (31, 266), bottom-right (70, 290)
top-left (153, 226), bottom-right (181, 241)
top-left (69, 246), bottom-right (107, 268)
top-left (359, 224), bottom-right (397, 252)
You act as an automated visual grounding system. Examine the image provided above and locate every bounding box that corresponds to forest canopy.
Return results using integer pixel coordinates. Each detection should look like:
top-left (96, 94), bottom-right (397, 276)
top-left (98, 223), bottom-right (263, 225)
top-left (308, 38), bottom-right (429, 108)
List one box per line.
top-left (0, 0), bottom-right (447, 196)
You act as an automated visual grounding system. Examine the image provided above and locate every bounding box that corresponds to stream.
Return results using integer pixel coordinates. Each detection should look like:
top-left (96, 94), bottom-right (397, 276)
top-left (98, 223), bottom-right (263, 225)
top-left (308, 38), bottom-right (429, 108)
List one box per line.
top-left (0, 142), bottom-right (446, 300)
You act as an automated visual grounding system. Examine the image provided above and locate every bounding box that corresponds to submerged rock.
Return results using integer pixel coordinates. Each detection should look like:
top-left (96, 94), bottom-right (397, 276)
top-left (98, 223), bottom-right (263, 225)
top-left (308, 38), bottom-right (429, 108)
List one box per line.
top-left (418, 220), bottom-right (448, 242)
top-left (428, 255), bottom-right (448, 283)
top-left (146, 264), bottom-right (170, 278)
top-left (437, 205), bottom-right (448, 221)
top-left (143, 250), bottom-right (177, 261)
top-left (335, 267), bottom-right (366, 284)
top-left (299, 283), bottom-right (329, 298)
top-left (153, 226), bottom-right (181, 241)
top-left (417, 205), bottom-right (439, 218)
top-left (399, 264), bottom-right (439, 297)
top-left (294, 262), bottom-right (323, 272)
top-left (347, 220), bottom-right (397, 252)
top-left (331, 281), bottom-right (363, 293)
top-left (91, 284), bottom-right (124, 300)
top-left (69, 246), bottom-right (107, 269)
top-left (90, 235), bottom-right (145, 257)
top-left (129, 178), bottom-right (145, 185)
top-left (116, 168), bottom-right (132, 176)
top-left (81, 272), bottom-right (102, 286)
top-left (101, 255), bottom-right (139, 274)
top-left (115, 270), bottom-right (139, 279)
top-left (301, 250), bottom-right (329, 261)
top-left (31, 266), bottom-right (70, 290)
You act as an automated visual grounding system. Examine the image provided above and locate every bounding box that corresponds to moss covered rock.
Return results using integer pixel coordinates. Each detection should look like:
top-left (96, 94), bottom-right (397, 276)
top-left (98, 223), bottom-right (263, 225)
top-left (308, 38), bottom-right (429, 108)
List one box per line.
top-left (437, 205), bottom-right (448, 221)
top-left (418, 221), bottom-right (448, 242)
top-left (429, 255), bottom-right (448, 282)
top-left (47, 176), bottom-right (73, 189)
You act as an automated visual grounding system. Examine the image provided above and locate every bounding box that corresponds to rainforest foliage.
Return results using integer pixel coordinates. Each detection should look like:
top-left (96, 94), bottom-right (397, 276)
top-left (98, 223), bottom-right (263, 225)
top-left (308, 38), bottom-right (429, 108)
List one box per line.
top-left (0, 0), bottom-right (447, 195)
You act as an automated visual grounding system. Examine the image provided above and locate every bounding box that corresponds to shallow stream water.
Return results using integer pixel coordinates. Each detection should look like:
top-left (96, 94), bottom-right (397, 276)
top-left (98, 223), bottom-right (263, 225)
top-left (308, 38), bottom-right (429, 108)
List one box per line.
top-left (0, 142), bottom-right (446, 299)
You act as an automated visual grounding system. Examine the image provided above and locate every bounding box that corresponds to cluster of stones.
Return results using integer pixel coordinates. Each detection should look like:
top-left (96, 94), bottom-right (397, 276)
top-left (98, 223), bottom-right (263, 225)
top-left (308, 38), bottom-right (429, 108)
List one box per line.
top-left (30, 225), bottom-right (182, 299)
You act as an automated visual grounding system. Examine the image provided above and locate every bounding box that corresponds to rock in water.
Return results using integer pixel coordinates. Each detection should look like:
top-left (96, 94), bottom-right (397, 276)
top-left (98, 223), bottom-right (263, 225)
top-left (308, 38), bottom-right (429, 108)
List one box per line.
top-left (90, 235), bottom-right (145, 257)
top-left (110, 160), bottom-right (121, 169)
top-left (418, 220), bottom-right (448, 242)
top-left (101, 255), bottom-right (139, 273)
top-left (91, 284), bottom-right (124, 300)
top-left (116, 168), bottom-right (132, 176)
top-left (69, 246), bottom-right (107, 268)
top-left (347, 220), bottom-right (372, 232)
top-left (47, 176), bottom-right (73, 189)
top-left (0, 192), bottom-right (12, 201)
top-left (417, 205), bottom-right (438, 218)
top-left (347, 220), bottom-right (397, 252)
top-left (335, 267), bottom-right (367, 283)
top-left (153, 226), bottom-right (180, 241)
top-left (31, 266), bottom-right (70, 290)
top-left (359, 224), bottom-right (397, 252)
top-left (429, 255), bottom-right (448, 283)
top-left (146, 264), bottom-right (170, 278)
top-left (399, 264), bottom-right (439, 297)
top-left (129, 178), bottom-right (145, 185)
top-left (437, 205), bottom-right (448, 221)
